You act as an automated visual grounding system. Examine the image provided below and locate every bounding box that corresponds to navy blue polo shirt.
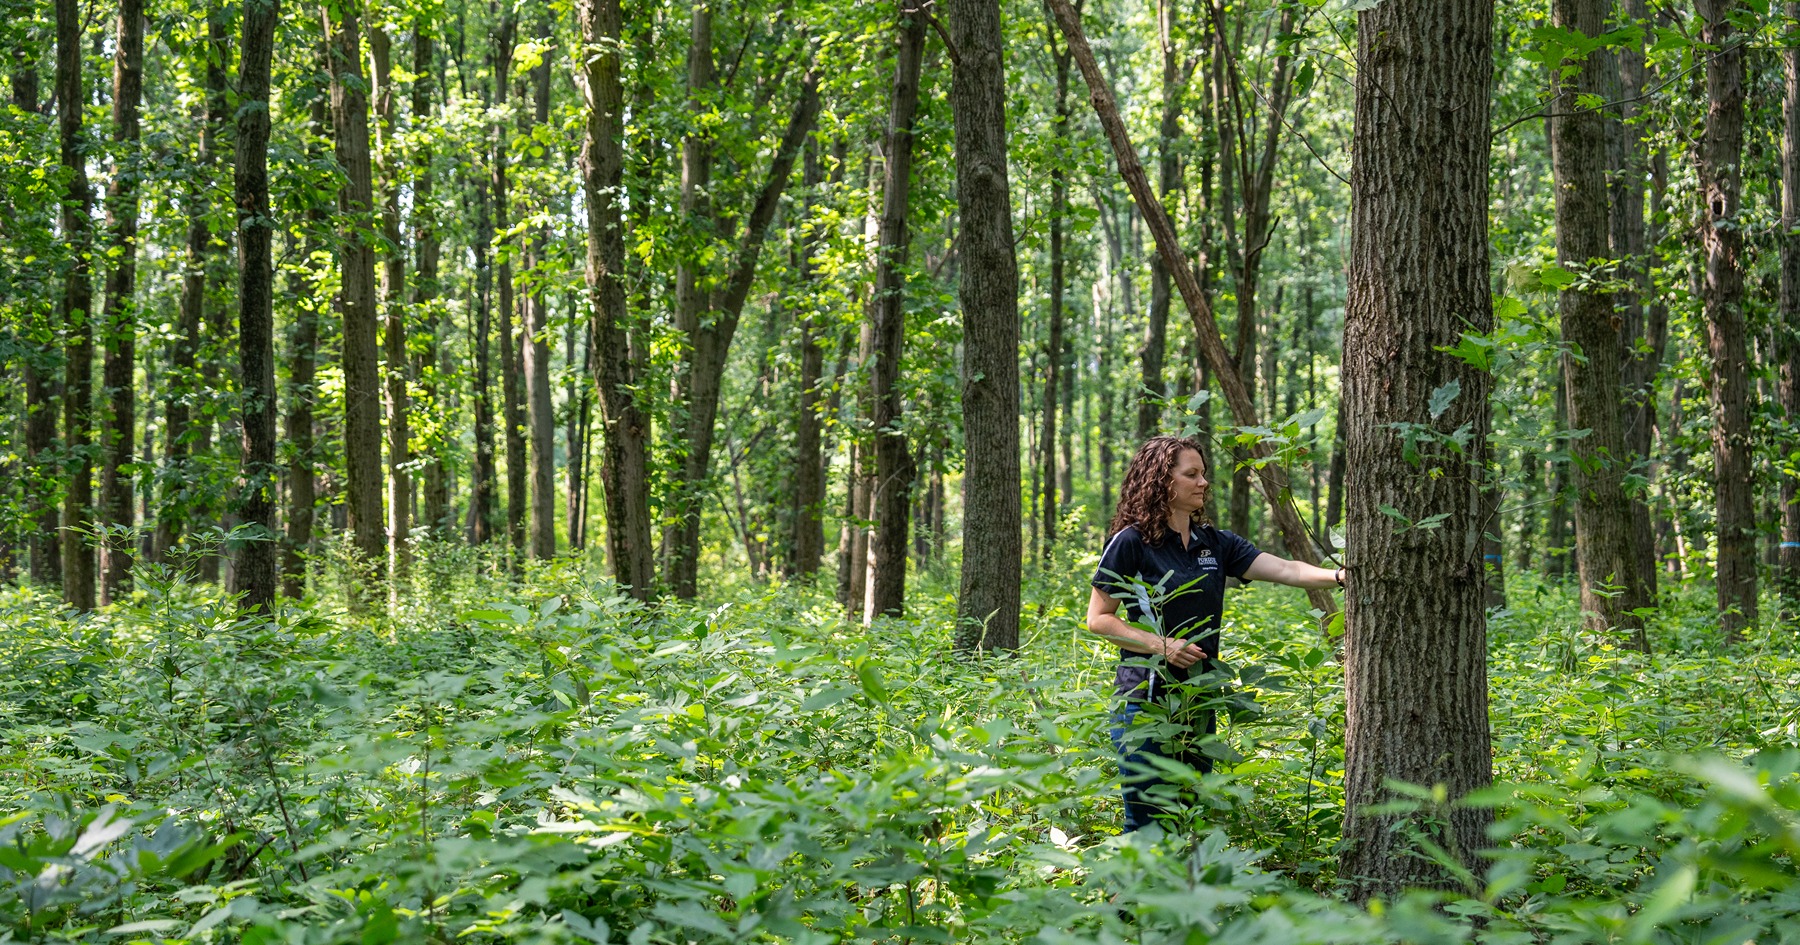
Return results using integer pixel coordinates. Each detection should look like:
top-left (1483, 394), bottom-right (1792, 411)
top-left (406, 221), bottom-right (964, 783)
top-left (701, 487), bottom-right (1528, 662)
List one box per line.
top-left (1091, 523), bottom-right (1262, 697)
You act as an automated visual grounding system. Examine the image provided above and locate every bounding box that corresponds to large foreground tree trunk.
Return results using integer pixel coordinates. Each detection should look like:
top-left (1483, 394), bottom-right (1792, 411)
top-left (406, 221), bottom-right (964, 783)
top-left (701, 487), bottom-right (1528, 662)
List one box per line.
top-left (1337, 0), bottom-right (1494, 900)
top-left (1548, 0), bottom-right (1650, 648)
top-left (233, 0), bottom-right (280, 614)
top-left (948, 0), bottom-right (1023, 651)
top-left (868, 12), bottom-right (927, 618)
top-left (56, 0), bottom-right (95, 610)
top-left (1695, 0), bottom-right (1756, 640)
top-left (579, 0), bottom-right (655, 597)
top-left (325, 0), bottom-right (386, 580)
top-left (98, 0), bottom-right (144, 605)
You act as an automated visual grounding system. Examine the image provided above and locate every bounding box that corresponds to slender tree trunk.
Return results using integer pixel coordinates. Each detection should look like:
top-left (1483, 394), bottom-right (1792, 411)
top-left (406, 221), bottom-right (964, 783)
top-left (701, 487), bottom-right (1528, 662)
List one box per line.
top-left (566, 295), bottom-right (588, 550)
top-left (97, 0), bottom-right (144, 604)
top-left (57, 0), bottom-right (95, 610)
top-left (15, 41), bottom-right (60, 588)
top-left (233, 0), bottom-right (280, 613)
top-left (524, 19), bottom-right (556, 560)
top-left (1337, 0), bottom-right (1494, 899)
top-left (370, 26), bottom-right (411, 585)
top-left (489, 14), bottom-right (525, 564)
top-left (1546, 376), bottom-right (1572, 578)
top-left (868, 12), bottom-right (926, 618)
top-left (1614, 0), bottom-right (1660, 604)
top-left (282, 79), bottom-right (329, 598)
top-left (948, 0), bottom-right (1023, 651)
top-left (414, 26), bottom-right (447, 539)
top-left (1134, 1), bottom-right (1178, 441)
top-left (1695, 0), bottom-right (1756, 640)
top-left (1040, 10), bottom-right (1073, 559)
top-left (469, 168), bottom-right (499, 546)
top-left (578, 0), bottom-right (656, 597)
top-left (1783, 1), bottom-right (1800, 620)
top-left (325, 0), bottom-right (387, 579)
top-left (1548, 0), bottom-right (1649, 648)
top-left (157, 8), bottom-right (227, 565)
top-left (790, 144), bottom-right (828, 577)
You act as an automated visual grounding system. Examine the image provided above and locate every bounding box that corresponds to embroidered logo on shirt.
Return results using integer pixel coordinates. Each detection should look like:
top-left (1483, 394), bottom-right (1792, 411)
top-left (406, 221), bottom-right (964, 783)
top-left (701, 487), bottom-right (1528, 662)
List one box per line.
top-left (1194, 548), bottom-right (1218, 567)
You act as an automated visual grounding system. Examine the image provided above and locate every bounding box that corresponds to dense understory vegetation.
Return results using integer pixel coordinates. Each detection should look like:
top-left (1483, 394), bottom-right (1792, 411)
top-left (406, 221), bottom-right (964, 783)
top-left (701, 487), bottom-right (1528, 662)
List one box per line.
top-left (6, 548), bottom-right (1800, 944)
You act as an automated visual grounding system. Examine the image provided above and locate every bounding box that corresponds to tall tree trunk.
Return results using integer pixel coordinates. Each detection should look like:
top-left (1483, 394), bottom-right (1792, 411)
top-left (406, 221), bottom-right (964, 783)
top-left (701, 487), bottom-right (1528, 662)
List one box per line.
top-left (1548, 0), bottom-right (1649, 649)
top-left (469, 167), bottom-right (499, 546)
top-left (1546, 376), bottom-right (1573, 578)
top-left (948, 0), bottom-right (1023, 651)
top-left (370, 26), bottom-right (410, 585)
top-left (414, 26), bottom-right (447, 539)
top-left (524, 17), bottom-right (556, 560)
top-left (283, 83), bottom-right (329, 599)
top-left (666, 3), bottom-right (714, 594)
top-left (868, 12), bottom-right (926, 618)
top-left (1338, 0), bottom-right (1494, 899)
top-left (492, 11), bottom-right (524, 563)
top-left (157, 7), bottom-right (227, 565)
top-left (1136, 1), bottom-right (1178, 441)
top-left (232, 0), bottom-right (280, 613)
top-left (666, 70), bottom-right (822, 598)
top-left (790, 142), bottom-right (828, 577)
top-left (578, 0), bottom-right (656, 597)
top-left (325, 0), bottom-right (387, 579)
top-left (56, 0), bottom-right (95, 610)
top-left (1783, 0), bottom-right (1800, 619)
top-left (1613, 0), bottom-right (1660, 604)
top-left (1695, 0), bottom-right (1756, 640)
top-left (1040, 7), bottom-right (1073, 559)
top-left (98, 0), bottom-right (144, 605)
top-left (15, 39), bottom-right (60, 588)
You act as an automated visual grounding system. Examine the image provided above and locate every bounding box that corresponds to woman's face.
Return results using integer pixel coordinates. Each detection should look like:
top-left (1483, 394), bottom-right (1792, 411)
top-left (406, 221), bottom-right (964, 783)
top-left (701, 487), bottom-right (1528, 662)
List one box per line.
top-left (1166, 448), bottom-right (1209, 515)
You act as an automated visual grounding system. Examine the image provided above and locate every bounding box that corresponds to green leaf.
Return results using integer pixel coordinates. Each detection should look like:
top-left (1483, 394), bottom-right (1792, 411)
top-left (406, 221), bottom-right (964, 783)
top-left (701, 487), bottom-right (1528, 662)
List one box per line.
top-left (800, 686), bottom-right (857, 711)
top-left (1429, 379), bottom-right (1461, 420)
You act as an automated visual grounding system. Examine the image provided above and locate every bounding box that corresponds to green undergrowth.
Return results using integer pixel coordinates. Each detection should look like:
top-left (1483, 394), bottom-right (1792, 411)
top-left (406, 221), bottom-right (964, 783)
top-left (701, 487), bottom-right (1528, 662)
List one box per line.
top-left (5, 552), bottom-right (1800, 944)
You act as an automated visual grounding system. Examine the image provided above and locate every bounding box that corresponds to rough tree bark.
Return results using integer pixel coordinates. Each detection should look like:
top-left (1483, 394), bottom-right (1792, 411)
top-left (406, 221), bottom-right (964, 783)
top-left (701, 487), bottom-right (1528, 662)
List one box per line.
top-left (1041, 2), bottom-right (1075, 557)
top-left (1337, 0), bottom-right (1494, 899)
top-left (98, 0), bottom-right (143, 605)
top-left (283, 83), bottom-right (330, 599)
top-left (233, 0), bottom-right (280, 614)
top-left (14, 38), bottom-right (60, 588)
top-left (948, 0), bottom-right (1024, 651)
top-left (578, 0), bottom-right (656, 597)
top-left (56, 0), bottom-right (95, 610)
top-left (325, 0), bottom-right (387, 579)
top-left (1548, 0), bottom-right (1649, 649)
top-left (1613, 0), bottom-right (1660, 604)
top-left (524, 16), bottom-right (556, 560)
top-left (868, 12), bottom-right (926, 618)
top-left (1695, 0), bottom-right (1756, 640)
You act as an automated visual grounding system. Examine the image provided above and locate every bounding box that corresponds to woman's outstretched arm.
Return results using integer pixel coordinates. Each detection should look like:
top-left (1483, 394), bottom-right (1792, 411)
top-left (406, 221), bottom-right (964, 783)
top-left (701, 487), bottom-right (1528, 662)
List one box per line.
top-left (1242, 554), bottom-right (1343, 590)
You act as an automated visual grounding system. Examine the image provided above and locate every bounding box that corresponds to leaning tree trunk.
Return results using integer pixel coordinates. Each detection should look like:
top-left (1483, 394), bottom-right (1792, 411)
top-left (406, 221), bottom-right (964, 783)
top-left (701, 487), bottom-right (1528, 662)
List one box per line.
top-left (524, 19), bottom-right (557, 560)
top-left (1548, 0), bottom-right (1650, 649)
top-left (1783, 0), bottom-right (1800, 619)
top-left (371, 26), bottom-right (410, 586)
top-left (1695, 0), bottom-right (1756, 640)
top-left (325, 0), bottom-right (387, 582)
top-left (1337, 0), bottom-right (1494, 900)
top-left (98, 0), bottom-right (144, 605)
top-left (56, 0), bottom-right (95, 610)
top-left (233, 0), bottom-right (280, 614)
top-left (868, 11), bottom-right (926, 618)
top-left (948, 0), bottom-right (1024, 652)
top-left (578, 0), bottom-right (656, 598)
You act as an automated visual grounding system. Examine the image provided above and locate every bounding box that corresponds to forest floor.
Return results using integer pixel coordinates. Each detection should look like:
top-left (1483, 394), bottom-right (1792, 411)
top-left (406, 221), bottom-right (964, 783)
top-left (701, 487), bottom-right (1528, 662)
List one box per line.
top-left (5, 546), bottom-right (1800, 944)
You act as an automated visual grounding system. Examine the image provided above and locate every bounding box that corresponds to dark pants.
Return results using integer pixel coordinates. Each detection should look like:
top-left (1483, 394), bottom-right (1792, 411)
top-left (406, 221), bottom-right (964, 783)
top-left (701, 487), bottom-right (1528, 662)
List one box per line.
top-left (1110, 697), bottom-right (1217, 832)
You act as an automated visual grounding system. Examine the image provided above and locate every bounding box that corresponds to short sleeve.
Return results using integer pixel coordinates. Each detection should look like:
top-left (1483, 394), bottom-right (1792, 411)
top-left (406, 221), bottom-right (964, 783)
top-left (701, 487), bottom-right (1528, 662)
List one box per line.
top-left (1091, 528), bottom-right (1142, 599)
top-left (1216, 529), bottom-right (1263, 579)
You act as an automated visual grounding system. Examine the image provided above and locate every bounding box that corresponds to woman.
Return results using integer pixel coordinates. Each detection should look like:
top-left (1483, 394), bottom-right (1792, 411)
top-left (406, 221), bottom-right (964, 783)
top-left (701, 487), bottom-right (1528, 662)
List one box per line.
top-left (1087, 435), bottom-right (1341, 832)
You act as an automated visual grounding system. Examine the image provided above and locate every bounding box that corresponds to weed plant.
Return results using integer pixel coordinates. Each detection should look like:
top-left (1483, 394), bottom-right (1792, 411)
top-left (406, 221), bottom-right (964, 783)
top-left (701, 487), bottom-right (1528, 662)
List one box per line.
top-left (4, 548), bottom-right (1800, 944)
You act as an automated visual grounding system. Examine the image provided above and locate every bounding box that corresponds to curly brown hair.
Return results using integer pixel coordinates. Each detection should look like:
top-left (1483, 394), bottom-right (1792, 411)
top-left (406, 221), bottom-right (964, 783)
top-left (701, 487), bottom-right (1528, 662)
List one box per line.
top-left (1108, 435), bottom-right (1211, 546)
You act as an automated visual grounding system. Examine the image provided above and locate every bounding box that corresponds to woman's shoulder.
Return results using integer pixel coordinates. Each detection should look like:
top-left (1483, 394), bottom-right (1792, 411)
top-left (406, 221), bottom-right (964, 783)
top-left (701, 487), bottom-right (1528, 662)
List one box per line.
top-left (1101, 524), bottom-right (1146, 555)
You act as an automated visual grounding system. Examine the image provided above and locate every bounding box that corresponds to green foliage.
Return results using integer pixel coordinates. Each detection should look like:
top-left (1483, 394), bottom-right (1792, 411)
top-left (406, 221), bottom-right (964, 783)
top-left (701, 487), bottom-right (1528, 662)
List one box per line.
top-left (5, 561), bottom-right (1800, 943)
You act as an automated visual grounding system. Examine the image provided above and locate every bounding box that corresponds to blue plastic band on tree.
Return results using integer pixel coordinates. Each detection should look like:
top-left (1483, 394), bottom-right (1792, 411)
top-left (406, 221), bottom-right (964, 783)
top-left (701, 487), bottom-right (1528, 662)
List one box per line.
top-left (1483, 554), bottom-right (1501, 561)
top-left (1783, 542), bottom-right (1800, 549)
